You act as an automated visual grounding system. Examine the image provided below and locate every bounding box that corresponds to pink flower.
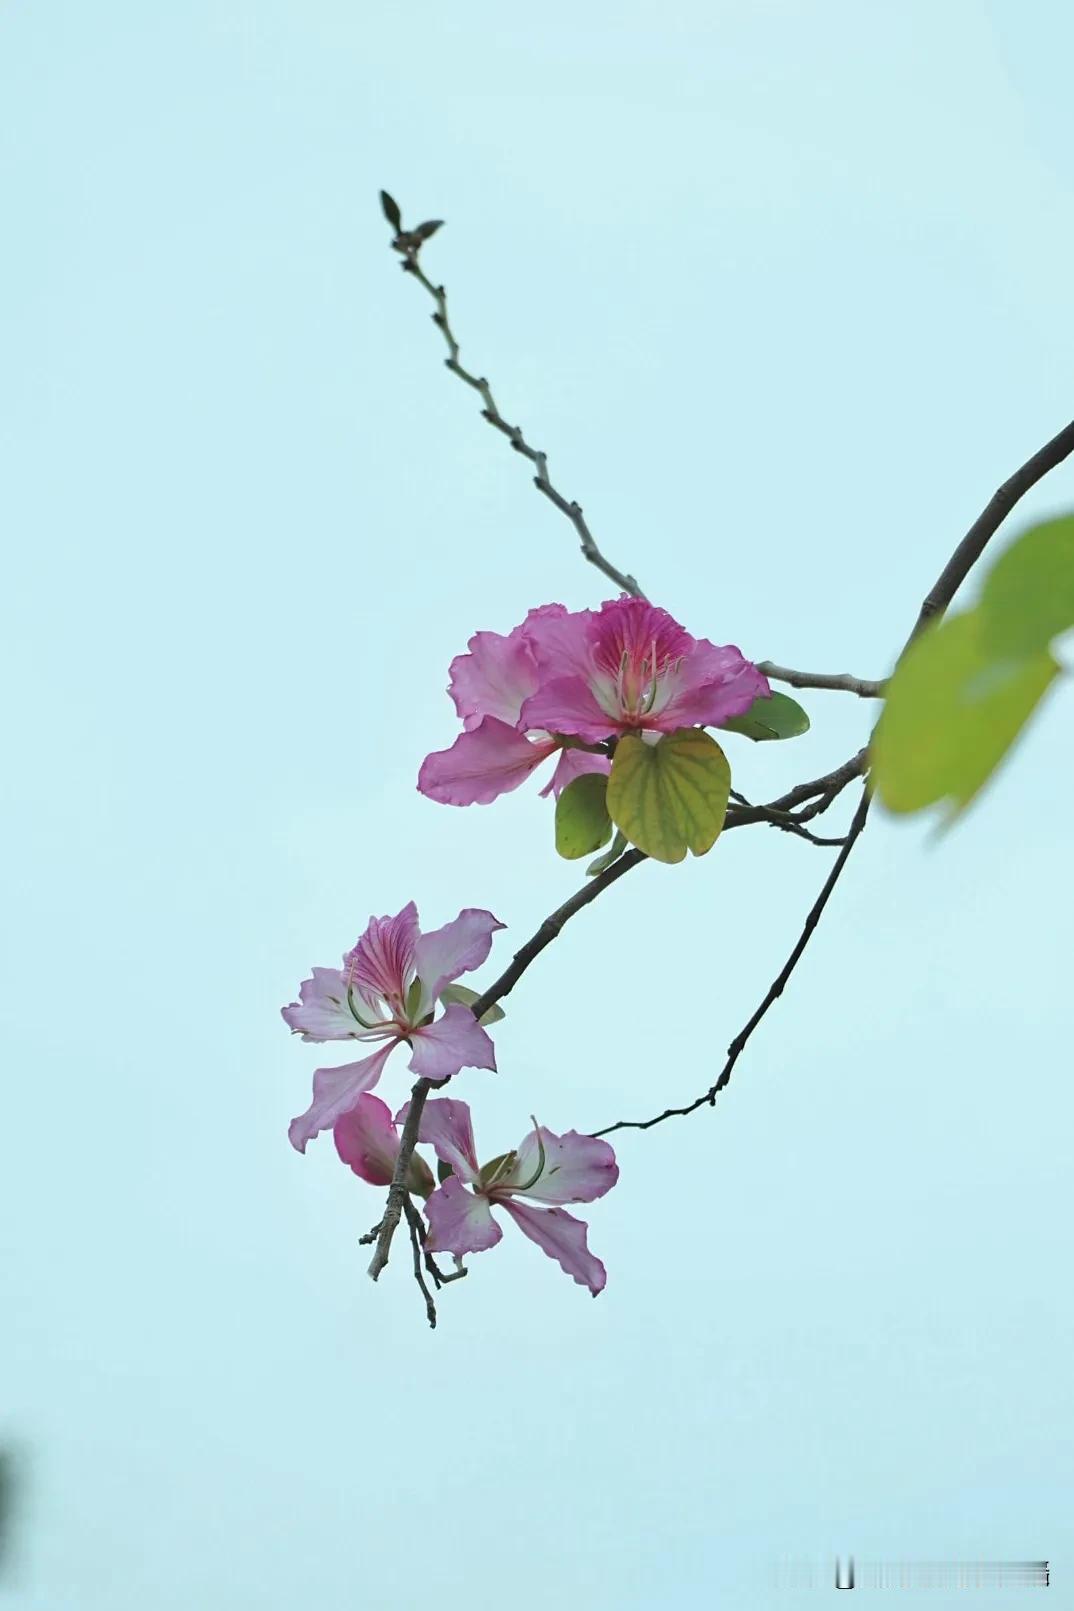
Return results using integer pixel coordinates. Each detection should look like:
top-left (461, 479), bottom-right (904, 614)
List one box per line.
top-left (418, 598), bottom-right (767, 806)
top-left (283, 902), bottom-right (504, 1153)
top-left (334, 1093), bottom-right (435, 1196)
top-left (520, 596), bottom-right (770, 743)
top-left (408, 1097), bottom-right (619, 1295)
top-left (418, 604), bottom-right (612, 807)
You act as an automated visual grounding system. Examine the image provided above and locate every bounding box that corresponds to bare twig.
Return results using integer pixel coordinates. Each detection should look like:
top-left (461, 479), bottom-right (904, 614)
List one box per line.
top-left (593, 785), bottom-right (871, 1136)
top-left (594, 418), bottom-right (1074, 1136)
top-left (383, 195), bottom-right (644, 599)
top-left (757, 662), bottom-right (886, 698)
top-left (403, 1196), bottom-right (438, 1328)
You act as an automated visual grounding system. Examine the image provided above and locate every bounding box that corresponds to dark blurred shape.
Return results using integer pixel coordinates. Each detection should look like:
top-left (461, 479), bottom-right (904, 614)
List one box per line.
top-left (0, 1447), bottom-right (21, 1576)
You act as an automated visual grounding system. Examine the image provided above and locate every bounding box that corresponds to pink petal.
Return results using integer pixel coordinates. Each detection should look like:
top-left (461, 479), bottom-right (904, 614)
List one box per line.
top-left (498, 1127), bottom-right (619, 1205)
top-left (412, 907), bottom-right (505, 1010)
top-left (538, 747), bottom-right (611, 799)
top-left (418, 718), bottom-right (558, 806)
top-left (589, 598), bottom-right (692, 677)
top-left (407, 1004), bottom-right (497, 1080)
top-left (332, 1093), bottom-right (399, 1185)
top-left (408, 1096), bottom-right (481, 1184)
top-left (520, 602), bottom-right (593, 681)
top-left (424, 1177), bottom-right (503, 1256)
top-left (448, 628), bottom-right (539, 730)
top-left (281, 967), bottom-right (387, 1042)
top-left (519, 676), bottom-right (620, 743)
top-left (499, 1199), bottom-right (608, 1294)
top-left (334, 1094), bottom-right (434, 1195)
top-left (344, 903), bottom-right (419, 1007)
top-left (658, 640), bottom-right (770, 729)
top-left (288, 1041), bottom-right (398, 1154)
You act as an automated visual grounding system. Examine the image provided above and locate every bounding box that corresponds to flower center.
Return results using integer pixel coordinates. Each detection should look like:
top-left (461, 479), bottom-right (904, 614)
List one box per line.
top-left (612, 640), bottom-right (681, 723)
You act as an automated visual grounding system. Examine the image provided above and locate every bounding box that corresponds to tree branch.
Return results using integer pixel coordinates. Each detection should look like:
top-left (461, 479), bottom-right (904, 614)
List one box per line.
top-left (385, 200), bottom-right (644, 600)
top-left (594, 417), bottom-right (1074, 1136)
top-left (757, 662), bottom-right (886, 698)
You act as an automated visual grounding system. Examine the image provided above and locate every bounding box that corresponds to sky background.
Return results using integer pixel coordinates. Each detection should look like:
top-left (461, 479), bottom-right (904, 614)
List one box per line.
top-left (2, 2), bottom-right (1072, 1606)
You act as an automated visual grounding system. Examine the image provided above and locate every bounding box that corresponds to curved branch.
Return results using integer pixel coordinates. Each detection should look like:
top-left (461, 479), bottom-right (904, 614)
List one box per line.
top-left (595, 417), bottom-right (1074, 1136)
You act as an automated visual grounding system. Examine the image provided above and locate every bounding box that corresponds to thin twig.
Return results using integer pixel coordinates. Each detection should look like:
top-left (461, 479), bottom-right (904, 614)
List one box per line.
top-left (384, 200), bottom-right (644, 599)
top-left (403, 1196), bottom-right (438, 1328)
top-left (593, 785), bottom-right (871, 1136)
top-left (595, 418), bottom-right (1074, 1135)
top-left (757, 662), bottom-right (886, 698)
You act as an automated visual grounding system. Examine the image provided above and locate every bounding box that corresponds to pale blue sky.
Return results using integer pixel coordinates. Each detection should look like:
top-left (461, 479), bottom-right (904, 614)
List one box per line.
top-left (2, 3), bottom-right (1072, 1607)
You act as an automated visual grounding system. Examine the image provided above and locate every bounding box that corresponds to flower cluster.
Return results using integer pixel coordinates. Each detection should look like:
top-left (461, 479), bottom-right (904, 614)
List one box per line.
top-left (284, 596), bottom-right (771, 1304)
top-left (418, 595), bottom-right (769, 807)
top-left (283, 901), bottom-right (617, 1292)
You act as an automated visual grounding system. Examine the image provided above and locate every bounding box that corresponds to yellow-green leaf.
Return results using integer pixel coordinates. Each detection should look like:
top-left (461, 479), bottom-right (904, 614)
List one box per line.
top-left (979, 513), bottom-right (1074, 657)
top-left (554, 772), bottom-right (612, 859)
top-left (607, 728), bottom-right (731, 864)
top-left (871, 610), bottom-right (1059, 818)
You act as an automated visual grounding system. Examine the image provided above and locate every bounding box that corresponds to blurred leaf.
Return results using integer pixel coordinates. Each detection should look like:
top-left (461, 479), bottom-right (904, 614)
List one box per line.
top-left (439, 983), bottom-right (505, 1026)
top-left (555, 773), bottom-right (612, 859)
top-left (586, 829), bottom-right (628, 877)
top-left (379, 190), bottom-right (402, 230)
top-left (436, 1160), bottom-right (454, 1185)
top-left (979, 513), bottom-right (1074, 656)
top-left (412, 219), bottom-right (443, 243)
top-left (871, 610), bottom-right (1059, 818)
top-left (720, 690), bottom-right (810, 741)
top-left (607, 728), bottom-right (730, 864)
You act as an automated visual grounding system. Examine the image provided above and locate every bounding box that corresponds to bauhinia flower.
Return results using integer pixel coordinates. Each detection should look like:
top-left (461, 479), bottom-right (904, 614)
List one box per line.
top-left (410, 1096), bottom-right (619, 1295)
top-left (418, 603), bottom-right (611, 806)
top-left (417, 597), bottom-right (768, 807)
top-left (283, 902), bottom-right (504, 1153)
top-left (519, 595), bottom-right (770, 742)
top-left (334, 1093), bottom-right (435, 1196)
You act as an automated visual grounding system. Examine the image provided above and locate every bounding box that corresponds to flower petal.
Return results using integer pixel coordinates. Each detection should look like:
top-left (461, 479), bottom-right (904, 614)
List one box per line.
top-left (408, 1095), bottom-right (481, 1183)
top-left (424, 1177), bottom-right (503, 1256)
top-left (418, 718), bottom-right (558, 806)
top-left (407, 1004), bottom-right (497, 1080)
top-left (288, 1041), bottom-right (398, 1153)
top-left (281, 968), bottom-right (387, 1042)
top-left (538, 747), bottom-right (611, 799)
top-left (499, 1199), bottom-right (608, 1294)
top-left (520, 676), bottom-right (620, 743)
top-left (448, 628), bottom-right (539, 730)
top-left (332, 1093), bottom-right (399, 1185)
top-left (344, 903), bottom-right (420, 1007)
top-left (334, 1094), bottom-right (435, 1195)
top-left (413, 907), bottom-right (505, 1011)
top-left (658, 640), bottom-right (770, 729)
top-left (498, 1127), bottom-right (619, 1204)
top-left (520, 602), bottom-right (592, 680)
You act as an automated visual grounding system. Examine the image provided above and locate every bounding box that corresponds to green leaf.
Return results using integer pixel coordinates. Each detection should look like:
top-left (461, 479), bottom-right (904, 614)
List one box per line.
top-left (436, 1160), bottom-right (454, 1185)
top-left (379, 189), bottom-right (402, 230)
top-left (719, 690), bottom-right (810, 742)
top-left (606, 728), bottom-right (731, 864)
top-left (586, 829), bottom-right (628, 877)
top-left (439, 982), bottom-right (505, 1026)
top-left (871, 609), bottom-right (1060, 818)
top-left (555, 773), bottom-right (612, 859)
top-left (979, 514), bottom-right (1074, 656)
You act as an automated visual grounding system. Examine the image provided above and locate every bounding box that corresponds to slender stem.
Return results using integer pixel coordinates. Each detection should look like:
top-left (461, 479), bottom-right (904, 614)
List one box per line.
top-left (758, 662), bottom-right (886, 698)
top-left (397, 250), bottom-right (644, 599)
